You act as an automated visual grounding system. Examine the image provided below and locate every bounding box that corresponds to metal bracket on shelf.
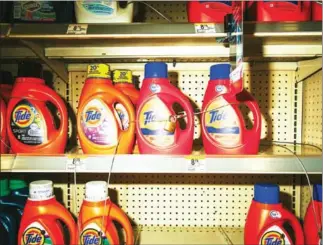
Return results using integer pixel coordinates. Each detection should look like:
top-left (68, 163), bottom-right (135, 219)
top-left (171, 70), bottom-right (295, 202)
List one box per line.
top-left (19, 39), bottom-right (69, 84)
top-left (296, 57), bottom-right (322, 83)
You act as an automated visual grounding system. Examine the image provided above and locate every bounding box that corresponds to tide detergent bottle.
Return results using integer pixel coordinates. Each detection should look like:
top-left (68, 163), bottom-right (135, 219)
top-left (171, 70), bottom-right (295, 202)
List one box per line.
top-left (0, 179), bottom-right (26, 245)
top-left (245, 183), bottom-right (304, 245)
top-left (1, 96), bottom-right (8, 154)
top-left (136, 62), bottom-right (194, 154)
top-left (201, 64), bottom-right (261, 155)
top-left (78, 181), bottom-right (134, 245)
top-left (77, 64), bottom-right (135, 154)
top-left (304, 184), bottom-right (322, 245)
top-left (18, 180), bottom-right (77, 245)
top-left (6, 62), bottom-right (68, 154)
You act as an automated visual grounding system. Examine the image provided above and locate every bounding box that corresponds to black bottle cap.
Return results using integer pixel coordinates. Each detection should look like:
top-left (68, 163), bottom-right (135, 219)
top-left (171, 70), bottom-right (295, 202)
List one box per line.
top-left (18, 61), bottom-right (43, 79)
top-left (0, 71), bottom-right (13, 85)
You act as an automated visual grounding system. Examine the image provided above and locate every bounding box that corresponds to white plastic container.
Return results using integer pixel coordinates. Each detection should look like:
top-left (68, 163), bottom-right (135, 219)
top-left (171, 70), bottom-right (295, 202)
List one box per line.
top-left (75, 1), bottom-right (134, 23)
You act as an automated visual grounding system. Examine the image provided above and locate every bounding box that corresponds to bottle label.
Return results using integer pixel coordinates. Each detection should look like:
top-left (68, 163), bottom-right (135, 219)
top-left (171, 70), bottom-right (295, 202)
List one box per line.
top-left (138, 97), bottom-right (175, 147)
top-left (113, 70), bottom-right (132, 83)
top-left (21, 222), bottom-right (53, 245)
top-left (114, 103), bottom-right (129, 130)
top-left (10, 100), bottom-right (46, 145)
top-left (13, 1), bottom-right (56, 21)
top-left (259, 225), bottom-right (291, 245)
top-left (80, 223), bottom-right (109, 245)
top-left (204, 97), bottom-right (241, 147)
top-left (81, 0), bottom-right (115, 16)
top-left (81, 99), bottom-right (118, 146)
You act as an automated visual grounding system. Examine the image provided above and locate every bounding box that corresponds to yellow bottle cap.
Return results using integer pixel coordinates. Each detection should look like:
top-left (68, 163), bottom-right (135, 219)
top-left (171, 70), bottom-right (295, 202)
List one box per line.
top-left (113, 70), bottom-right (133, 84)
top-left (87, 64), bottom-right (111, 79)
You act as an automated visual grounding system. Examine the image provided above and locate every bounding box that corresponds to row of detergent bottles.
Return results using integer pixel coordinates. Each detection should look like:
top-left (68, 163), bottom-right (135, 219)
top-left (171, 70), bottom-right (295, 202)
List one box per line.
top-left (1, 62), bottom-right (261, 155)
top-left (1, 178), bottom-right (322, 245)
top-left (0, 179), bottom-right (134, 245)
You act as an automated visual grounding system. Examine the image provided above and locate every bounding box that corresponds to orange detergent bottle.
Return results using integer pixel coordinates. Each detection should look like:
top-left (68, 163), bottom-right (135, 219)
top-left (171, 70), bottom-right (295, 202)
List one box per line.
top-left (1, 97), bottom-right (8, 154)
top-left (201, 64), bottom-right (261, 155)
top-left (6, 63), bottom-right (68, 154)
top-left (113, 69), bottom-right (140, 153)
top-left (77, 64), bottom-right (135, 154)
top-left (136, 62), bottom-right (194, 154)
top-left (78, 181), bottom-right (134, 245)
top-left (18, 180), bottom-right (77, 245)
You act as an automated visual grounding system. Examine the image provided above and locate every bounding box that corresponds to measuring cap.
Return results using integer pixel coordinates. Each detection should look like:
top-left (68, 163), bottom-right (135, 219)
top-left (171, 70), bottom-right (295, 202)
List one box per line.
top-left (29, 180), bottom-right (54, 200)
top-left (113, 70), bottom-right (133, 84)
top-left (210, 63), bottom-right (231, 80)
top-left (0, 179), bottom-right (10, 197)
top-left (254, 183), bottom-right (280, 204)
top-left (145, 62), bottom-right (168, 79)
top-left (313, 184), bottom-right (322, 202)
top-left (9, 179), bottom-right (27, 190)
top-left (87, 64), bottom-right (111, 79)
top-left (85, 181), bottom-right (109, 202)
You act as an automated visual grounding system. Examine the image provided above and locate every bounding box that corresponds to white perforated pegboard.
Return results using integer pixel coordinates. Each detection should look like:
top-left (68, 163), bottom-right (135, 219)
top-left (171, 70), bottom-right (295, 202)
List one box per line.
top-left (68, 63), bottom-right (297, 152)
top-left (69, 174), bottom-right (295, 228)
top-left (302, 71), bottom-right (322, 148)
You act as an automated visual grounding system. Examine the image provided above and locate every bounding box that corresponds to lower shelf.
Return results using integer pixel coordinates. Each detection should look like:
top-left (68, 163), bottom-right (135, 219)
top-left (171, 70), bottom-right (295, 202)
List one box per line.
top-left (136, 227), bottom-right (243, 245)
top-left (0, 145), bottom-right (321, 174)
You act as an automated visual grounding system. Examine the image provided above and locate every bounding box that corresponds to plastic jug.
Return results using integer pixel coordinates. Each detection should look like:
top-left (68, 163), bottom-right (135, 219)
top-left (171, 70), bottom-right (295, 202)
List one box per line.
top-left (247, 1), bottom-right (311, 22)
top-left (187, 1), bottom-right (233, 23)
top-left (10, 179), bottom-right (29, 198)
top-left (201, 64), bottom-right (261, 155)
top-left (78, 181), bottom-right (134, 245)
top-left (75, 1), bottom-right (134, 23)
top-left (1, 97), bottom-right (8, 154)
top-left (0, 179), bottom-right (26, 245)
top-left (0, 212), bottom-right (17, 245)
top-left (304, 184), bottom-right (322, 245)
top-left (77, 64), bottom-right (135, 154)
top-left (18, 180), bottom-right (77, 245)
top-left (113, 69), bottom-right (140, 153)
top-left (6, 62), bottom-right (68, 154)
top-left (245, 183), bottom-right (304, 245)
top-left (136, 62), bottom-right (194, 155)
top-left (312, 1), bottom-right (322, 21)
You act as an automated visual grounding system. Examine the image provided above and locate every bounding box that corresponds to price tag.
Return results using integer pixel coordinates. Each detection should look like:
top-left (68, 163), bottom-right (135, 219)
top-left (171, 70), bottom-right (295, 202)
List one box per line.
top-left (66, 24), bottom-right (88, 35)
top-left (194, 23), bottom-right (216, 34)
top-left (66, 157), bottom-right (86, 171)
top-left (186, 156), bottom-right (206, 172)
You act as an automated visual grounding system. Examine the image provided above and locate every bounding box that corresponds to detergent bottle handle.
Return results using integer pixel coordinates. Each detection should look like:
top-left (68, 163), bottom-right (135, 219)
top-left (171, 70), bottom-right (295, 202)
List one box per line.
top-left (55, 203), bottom-right (78, 245)
top-left (239, 90), bottom-right (261, 138)
top-left (113, 92), bottom-right (136, 132)
top-left (38, 86), bottom-right (68, 138)
top-left (110, 202), bottom-right (134, 245)
top-left (281, 209), bottom-right (305, 245)
top-left (0, 213), bottom-right (17, 245)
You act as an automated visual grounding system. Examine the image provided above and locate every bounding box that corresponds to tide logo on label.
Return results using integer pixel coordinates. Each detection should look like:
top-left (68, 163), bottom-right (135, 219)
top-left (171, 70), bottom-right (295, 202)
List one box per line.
top-left (260, 231), bottom-right (285, 245)
top-left (84, 107), bottom-right (102, 126)
top-left (209, 110), bottom-right (227, 123)
top-left (143, 110), bottom-right (165, 125)
top-left (80, 228), bottom-right (102, 245)
top-left (12, 105), bottom-right (34, 128)
top-left (22, 227), bottom-right (45, 245)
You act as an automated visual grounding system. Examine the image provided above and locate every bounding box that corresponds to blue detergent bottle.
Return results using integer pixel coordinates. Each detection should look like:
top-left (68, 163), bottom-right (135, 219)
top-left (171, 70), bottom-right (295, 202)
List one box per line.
top-left (9, 179), bottom-right (29, 198)
top-left (0, 179), bottom-right (26, 244)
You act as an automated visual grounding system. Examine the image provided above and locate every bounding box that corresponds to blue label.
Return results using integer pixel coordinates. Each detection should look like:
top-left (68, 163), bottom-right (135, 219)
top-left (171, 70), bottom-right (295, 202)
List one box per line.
top-left (206, 126), bottom-right (240, 134)
top-left (264, 1), bottom-right (298, 5)
top-left (82, 2), bottom-right (114, 15)
top-left (199, 1), bottom-right (231, 6)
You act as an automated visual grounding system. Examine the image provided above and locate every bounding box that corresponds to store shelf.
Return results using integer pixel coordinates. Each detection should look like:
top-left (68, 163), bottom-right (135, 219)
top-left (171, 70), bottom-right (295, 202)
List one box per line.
top-left (136, 227), bottom-right (243, 245)
top-left (0, 22), bottom-right (321, 60)
top-left (1, 146), bottom-right (321, 174)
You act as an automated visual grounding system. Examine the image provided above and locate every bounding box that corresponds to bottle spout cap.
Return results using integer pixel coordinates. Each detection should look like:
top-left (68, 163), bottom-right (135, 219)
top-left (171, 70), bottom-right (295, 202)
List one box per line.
top-left (113, 70), bottom-right (133, 84)
top-left (210, 63), bottom-right (231, 80)
top-left (254, 183), bottom-right (280, 204)
top-left (313, 184), bottom-right (322, 202)
top-left (85, 181), bottom-right (109, 202)
top-left (29, 180), bottom-right (54, 201)
top-left (9, 179), bottom-right (27, 190)
top-left (0, 179), bottom-right (10, 197)
top-left (145, 62), bottom-right (168, 79)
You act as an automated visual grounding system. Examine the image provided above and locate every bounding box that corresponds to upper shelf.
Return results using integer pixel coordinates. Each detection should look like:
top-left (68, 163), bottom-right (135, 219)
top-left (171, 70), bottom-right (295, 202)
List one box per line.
top-left (0, 22), bottom-right (322, 61)
top-left (1, 145), bottom-right (321, 174)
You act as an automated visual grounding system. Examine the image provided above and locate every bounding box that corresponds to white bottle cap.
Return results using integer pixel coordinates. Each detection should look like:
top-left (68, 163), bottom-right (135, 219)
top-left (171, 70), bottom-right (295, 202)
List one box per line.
top-left (85, 181), bottom-right (109, 202)
top-left (29, 180), bottom-right (54, 201)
